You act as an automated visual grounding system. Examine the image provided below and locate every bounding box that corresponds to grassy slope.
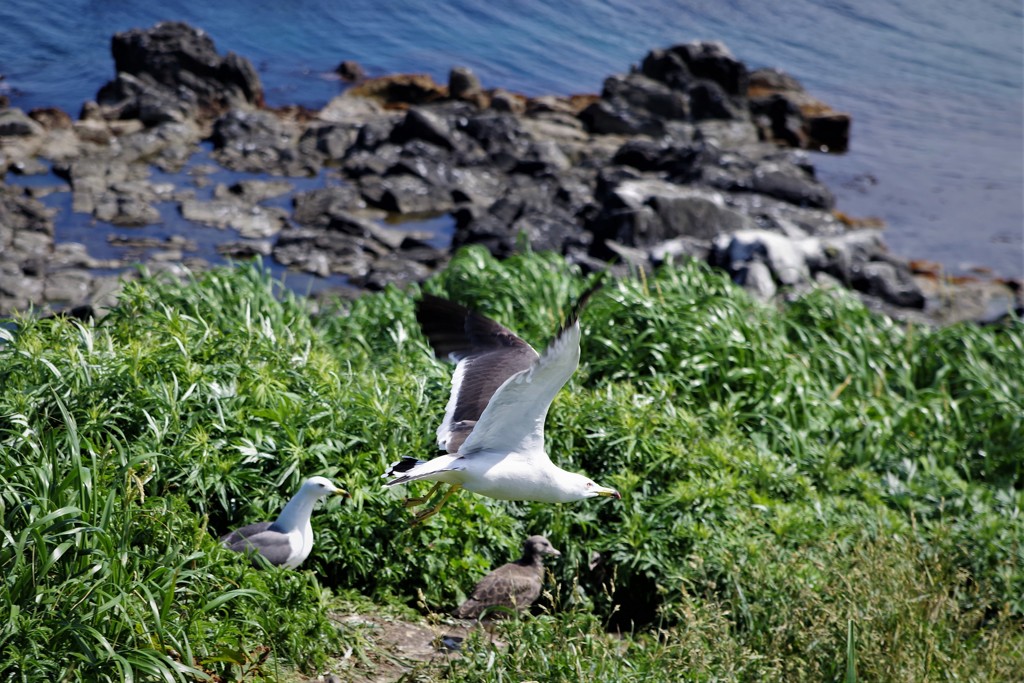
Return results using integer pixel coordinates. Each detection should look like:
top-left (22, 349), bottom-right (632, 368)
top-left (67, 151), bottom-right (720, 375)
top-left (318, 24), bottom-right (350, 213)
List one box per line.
top-left (0, 249), bottom-right (1021, 681)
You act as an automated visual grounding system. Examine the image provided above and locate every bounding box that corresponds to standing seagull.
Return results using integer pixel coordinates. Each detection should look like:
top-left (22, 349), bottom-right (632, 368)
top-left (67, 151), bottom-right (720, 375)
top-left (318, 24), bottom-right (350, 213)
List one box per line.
top-left (220, 476), bottom-right (347, 568)
top-left (454, 535), bottom-right (562, 619)
top-left (383, 282), bottom-right (620, 523)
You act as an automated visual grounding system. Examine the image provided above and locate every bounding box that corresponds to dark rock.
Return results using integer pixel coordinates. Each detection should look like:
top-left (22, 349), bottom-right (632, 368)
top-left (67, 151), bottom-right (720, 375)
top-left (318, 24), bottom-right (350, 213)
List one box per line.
top-left (449, 67), bottom-right (483, 102)
top-left (348, 118), bottom-right (396, 153)
top-left (347, 74), bottom-right (446, 107)
top-left (273, 227), bottom-right (374, 278)
top-left (390, 107), bottom-right (457, 150)
top-left (511, 139), bottom-right (572, 176)
top-left (210, 109), bottom-right (315, 176)
top-left (100, 21), bottom-right (261, 123)
top-left (96, 72), bottom-right (193, 125)
top-left (805, 113), bottom-right (850, 153)
top-left (214, 178), bottom-right (294, 203)
top-left (0, 109), bottom-right (44, 137)
top-left (750, 94), bottom-right (806, 147)
top-left (589, 178), bottom-right (753, 254)
top-left (217, 240), bottom-right (274, 258)
top-left (672, 41), bottom-right (748, 96)
top-left (317, 93), bottom-right (390, 126)
top-left (107, 234), bottom-right (197, 253)
top-left (750, 162), bottom-right (834, 209)
top-left (300, 122), bottom-right (360, 162)
top-left (639, 48), bottom-right (693, 90)
top-left (452, 177), bottom-right (588, 258)
top-left (343, 144), bottom-right (402, 178)
top-left (853, 260), bottom-right (926, 309)
top-left (390, 140), bottom-right (457, 185)
top-left (748, 68), bottom-right (850, 152)
top-left (448, 166), bottom-right (507, 206)
top-left (335, 60), bottom-right (365, 82)
top-left (0, 185), bottom-right (56, 314)
top-left (748, 68), bottom-right (803, 92)
top-left (457, 113), bottom-right (531, 169)
top-left (601, 73), bottom-right (688, 121)
top-left (578, 99), bottom-right (665, 136)
top-left (292, 186), bottom-right (368, 228)
top-left (490, 89), bottom-right (526, 114)
top-left (9, 158), bottom-right (50, 176)
top-left (94, 192), bottom-right (161, 226)
top-left (324, 210), bottom-right (411, 250)
top-left (180, 198), bottom-right (288, 238)
top-left (55, 157), bottom-right (153, 219)
top-left (703, 151), bottom-right (834, 210)
top-left (359, 174), bottom-right (455, 215)
top-left (44, 269), bottom-right (92, 307)
top-left (642, 42), bottom-right (750, 106)
top-left (688, 80), bottom-right (746, 121)
top-left (612, 138), bottom-right (708, 180)
top-left (353, 254), bottom-right (434, 291)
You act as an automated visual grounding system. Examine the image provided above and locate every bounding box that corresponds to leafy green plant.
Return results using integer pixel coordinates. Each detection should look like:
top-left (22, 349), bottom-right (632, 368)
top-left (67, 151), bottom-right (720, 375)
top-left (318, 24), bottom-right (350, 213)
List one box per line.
top-left (1, 249), bottom-right (1021, 681)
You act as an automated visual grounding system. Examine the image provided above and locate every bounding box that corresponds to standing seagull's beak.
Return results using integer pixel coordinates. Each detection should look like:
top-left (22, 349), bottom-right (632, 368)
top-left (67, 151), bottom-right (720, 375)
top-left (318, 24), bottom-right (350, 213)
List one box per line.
top-left (594, 486), bottom-right (621, 500)
top-left (333, 487), bottom-right (350, 498)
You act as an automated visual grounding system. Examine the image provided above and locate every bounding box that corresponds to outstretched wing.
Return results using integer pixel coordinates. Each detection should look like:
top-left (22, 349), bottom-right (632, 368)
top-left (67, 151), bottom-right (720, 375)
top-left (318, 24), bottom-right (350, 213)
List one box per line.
top-left (452, 281), bottom-right (603, 457)
top-left (418, 282), bottom-right (602, 458)
top-left (417, 294), bottom-right (538, 453)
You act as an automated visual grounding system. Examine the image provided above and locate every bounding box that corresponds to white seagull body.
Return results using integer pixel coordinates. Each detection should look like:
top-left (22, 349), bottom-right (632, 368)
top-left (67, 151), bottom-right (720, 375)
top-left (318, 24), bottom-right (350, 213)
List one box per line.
top-left (221, 476), bottom-right (347, 568)
top-left (383, 284), bottom-right (620, 522)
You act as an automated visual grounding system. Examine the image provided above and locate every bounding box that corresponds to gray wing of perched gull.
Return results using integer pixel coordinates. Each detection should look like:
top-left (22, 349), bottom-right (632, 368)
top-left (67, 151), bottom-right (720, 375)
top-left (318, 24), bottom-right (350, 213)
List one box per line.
top-left (383, 281), bottom-right (620, 523)
top-left (453, 535), bottom-right (561, 620)
top-left (221, 522), bottom-right (297, 566)
top-left (220, 476), bottom-right (347, 568)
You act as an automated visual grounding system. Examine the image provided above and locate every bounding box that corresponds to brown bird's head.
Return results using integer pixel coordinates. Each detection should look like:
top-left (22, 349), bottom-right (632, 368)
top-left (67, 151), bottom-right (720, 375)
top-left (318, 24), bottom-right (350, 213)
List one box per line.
top-left (523, 535), bottom-right (561, 561)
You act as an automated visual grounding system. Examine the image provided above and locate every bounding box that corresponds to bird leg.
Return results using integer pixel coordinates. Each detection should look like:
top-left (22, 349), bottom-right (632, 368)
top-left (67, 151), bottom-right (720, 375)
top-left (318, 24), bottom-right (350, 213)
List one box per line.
top-left (411, 484), bottom-right (463, 525)
top-left (403, 481), bottom-right (444, 508)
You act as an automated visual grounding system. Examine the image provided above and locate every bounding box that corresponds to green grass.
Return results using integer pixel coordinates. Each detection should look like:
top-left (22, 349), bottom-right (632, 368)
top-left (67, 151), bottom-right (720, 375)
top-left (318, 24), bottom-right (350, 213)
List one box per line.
top-left (1, 250), bottom-right (1021, 681)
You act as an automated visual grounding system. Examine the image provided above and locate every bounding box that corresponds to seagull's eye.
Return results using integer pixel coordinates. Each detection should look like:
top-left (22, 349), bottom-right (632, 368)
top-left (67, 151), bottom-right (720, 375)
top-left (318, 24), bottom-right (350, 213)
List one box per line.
top-left (586, 481), bottom-right (594, 488)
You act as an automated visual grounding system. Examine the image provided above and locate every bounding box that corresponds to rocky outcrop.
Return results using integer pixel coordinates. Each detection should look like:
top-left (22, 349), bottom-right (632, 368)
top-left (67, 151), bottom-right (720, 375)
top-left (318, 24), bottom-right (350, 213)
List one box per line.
top-left (0, 24), bottom-right (1016, 324)
top-left (95, 21), bottom-right (262, 125)
top-left (748, 68), bottom-right (851, 152)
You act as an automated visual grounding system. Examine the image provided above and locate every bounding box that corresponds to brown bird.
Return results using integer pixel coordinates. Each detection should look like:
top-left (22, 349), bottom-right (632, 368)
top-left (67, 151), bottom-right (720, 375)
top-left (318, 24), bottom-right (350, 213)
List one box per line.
top-left (453, 535), bottom-right (562, 620)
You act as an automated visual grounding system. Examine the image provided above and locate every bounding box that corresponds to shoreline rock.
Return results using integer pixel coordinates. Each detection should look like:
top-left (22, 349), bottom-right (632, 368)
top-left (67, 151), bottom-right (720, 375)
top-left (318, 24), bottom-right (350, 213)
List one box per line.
top-left (0, 21), bottom-right (1019, 325)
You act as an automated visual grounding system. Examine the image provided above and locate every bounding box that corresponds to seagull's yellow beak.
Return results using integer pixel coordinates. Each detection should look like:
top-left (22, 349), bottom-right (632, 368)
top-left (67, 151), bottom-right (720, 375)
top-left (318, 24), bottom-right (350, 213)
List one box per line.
top-left (595, 486), bottom-right (621, 500)
top-left (333, 487), bottom-right (350, 498)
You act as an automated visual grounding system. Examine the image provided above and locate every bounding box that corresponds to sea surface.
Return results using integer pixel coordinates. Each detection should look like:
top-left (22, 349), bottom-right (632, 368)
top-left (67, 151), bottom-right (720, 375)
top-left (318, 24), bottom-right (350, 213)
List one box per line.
top-left (1, 0), bottom-right (1021, 277)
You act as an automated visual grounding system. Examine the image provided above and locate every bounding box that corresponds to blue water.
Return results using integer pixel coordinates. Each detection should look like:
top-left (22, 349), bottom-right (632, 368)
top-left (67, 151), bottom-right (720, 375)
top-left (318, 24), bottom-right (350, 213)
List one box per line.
top-left (1, 0), bottom-right (1021, 277)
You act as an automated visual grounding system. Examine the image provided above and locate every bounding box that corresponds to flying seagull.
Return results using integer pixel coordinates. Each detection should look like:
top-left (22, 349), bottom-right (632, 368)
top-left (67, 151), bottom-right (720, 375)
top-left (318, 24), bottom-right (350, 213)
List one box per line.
top-left (383, 282), bottom-right (620, 523)
top-left (454, 535), bottom-right (562, 620)
top-left (220, 476), bottom-right (347, 568)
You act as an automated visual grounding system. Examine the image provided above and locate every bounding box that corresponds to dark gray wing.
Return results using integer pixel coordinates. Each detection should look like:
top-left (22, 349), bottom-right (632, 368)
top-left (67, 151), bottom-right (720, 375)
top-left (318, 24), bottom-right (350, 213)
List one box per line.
top-left (220, 521), bottom-right (294, 566)
top-left (417, 294), bottom-right (539, 453)
top-left (456, 279), bottom-right (604, 456)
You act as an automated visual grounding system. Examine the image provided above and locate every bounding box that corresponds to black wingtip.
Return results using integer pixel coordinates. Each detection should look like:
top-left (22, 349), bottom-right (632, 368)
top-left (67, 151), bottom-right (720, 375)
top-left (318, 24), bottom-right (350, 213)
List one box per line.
top-left (416, 292), bottom-right (530, 359)
top-left (557, 273), bottom-right (607, 337)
